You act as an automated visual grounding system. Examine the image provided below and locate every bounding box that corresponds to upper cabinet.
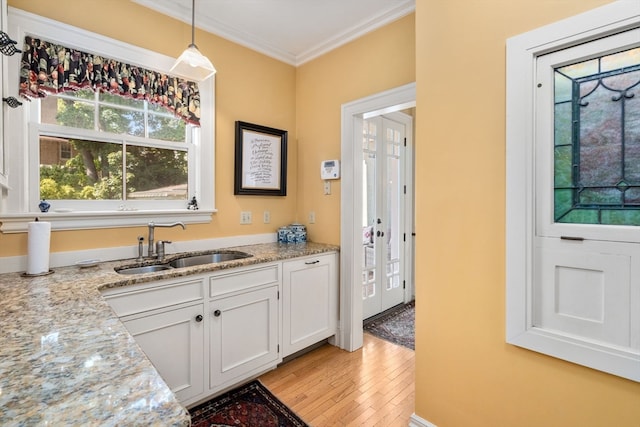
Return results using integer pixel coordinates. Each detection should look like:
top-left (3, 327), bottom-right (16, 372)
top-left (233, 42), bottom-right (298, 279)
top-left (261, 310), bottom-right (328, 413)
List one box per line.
top-left (0, 0), bottom-right (22, 197)
top-left (0, 0), bottom-right (8, 189)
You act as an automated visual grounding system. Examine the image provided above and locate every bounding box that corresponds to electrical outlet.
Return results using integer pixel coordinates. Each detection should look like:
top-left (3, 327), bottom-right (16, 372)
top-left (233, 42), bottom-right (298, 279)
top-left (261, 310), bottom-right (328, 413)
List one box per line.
top-left (263, 211), bottom-right (271, 224)
top-left (240, 211), bottom-right (252, 224)
top-left (308, 211), bottom-right (316, 224)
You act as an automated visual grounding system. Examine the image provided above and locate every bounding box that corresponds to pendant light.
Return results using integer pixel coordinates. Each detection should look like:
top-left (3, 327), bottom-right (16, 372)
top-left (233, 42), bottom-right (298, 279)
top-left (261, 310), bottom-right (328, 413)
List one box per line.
top-left (170, 0), bottom-right (216, 81)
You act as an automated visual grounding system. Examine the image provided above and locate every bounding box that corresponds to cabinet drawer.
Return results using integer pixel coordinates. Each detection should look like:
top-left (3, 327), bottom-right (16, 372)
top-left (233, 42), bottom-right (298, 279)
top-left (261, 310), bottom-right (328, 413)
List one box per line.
top-left (210, 264), bottom-right (279, 298)
top-left (104, 278), bottom-right (204, 317)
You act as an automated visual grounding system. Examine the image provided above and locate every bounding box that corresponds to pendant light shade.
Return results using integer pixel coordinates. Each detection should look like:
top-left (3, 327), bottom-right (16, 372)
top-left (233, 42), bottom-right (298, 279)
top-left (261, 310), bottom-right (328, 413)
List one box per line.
top-left (171, 0), bottom-right (216, 81)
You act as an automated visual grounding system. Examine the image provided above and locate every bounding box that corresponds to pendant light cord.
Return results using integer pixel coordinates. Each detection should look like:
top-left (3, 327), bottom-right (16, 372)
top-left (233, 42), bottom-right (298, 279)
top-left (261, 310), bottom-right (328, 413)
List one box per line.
top-left (191, 0), bottom-right (196, 47)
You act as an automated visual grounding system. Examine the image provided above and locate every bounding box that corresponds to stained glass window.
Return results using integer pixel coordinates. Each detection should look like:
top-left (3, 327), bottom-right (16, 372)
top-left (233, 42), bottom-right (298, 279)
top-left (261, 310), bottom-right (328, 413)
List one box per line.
top-left (554, 46), bottom-right (640, 225)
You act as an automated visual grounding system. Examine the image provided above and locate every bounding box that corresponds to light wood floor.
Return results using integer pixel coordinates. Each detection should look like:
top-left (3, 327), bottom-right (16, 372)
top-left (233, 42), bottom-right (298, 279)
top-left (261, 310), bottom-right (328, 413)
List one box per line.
top-left (260, 333), bottom-right (415, 427)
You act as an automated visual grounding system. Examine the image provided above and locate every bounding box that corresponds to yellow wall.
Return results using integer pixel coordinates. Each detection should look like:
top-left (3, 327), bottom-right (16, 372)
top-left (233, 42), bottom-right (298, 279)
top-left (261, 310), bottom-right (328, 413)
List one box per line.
top-left (295, 13), bottom-right (415, 244)
top-left (1, 0), bottom-right (298, 256)
top-left (415, 0), bottom-right (640, 426)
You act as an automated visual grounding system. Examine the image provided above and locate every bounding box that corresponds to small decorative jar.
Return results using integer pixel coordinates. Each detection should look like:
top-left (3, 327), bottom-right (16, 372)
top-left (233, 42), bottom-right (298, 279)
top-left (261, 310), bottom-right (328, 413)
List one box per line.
top-left (278, 226), bottom-right (291, 243)
top-left (38, 200), bottom-right (50, 213)
top-left (290, 223), bottom-right (306, 233)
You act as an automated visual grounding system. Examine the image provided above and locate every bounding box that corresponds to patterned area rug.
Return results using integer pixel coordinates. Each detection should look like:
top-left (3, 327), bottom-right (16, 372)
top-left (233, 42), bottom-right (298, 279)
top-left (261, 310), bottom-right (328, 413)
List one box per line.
top-left (189, 380), bottom-right (308, 427)
top-left (364, 300), bottom-right (415, 350)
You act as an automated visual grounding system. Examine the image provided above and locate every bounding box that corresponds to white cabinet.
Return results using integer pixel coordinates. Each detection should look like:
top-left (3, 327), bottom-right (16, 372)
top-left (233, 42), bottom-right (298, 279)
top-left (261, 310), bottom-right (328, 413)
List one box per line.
top-left (208, 263), bottom-right (281, 390)
top-left (210, 285), bottom-right (279, 388)
top-left (282, 252), bottom-right (338, 357)
top-left (102, 252), bottom-right (339, 406)
top-left (102, 275), bottom-right (206, 403)
top-left (123, 303), bottom-right (205, 402)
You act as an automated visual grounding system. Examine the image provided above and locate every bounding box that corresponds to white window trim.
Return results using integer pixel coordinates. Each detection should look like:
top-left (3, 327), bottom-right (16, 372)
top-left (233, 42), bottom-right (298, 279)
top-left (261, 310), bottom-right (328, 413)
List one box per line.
top-left (506, 0), bottom-right (640, 382)
top-left (0, 7), bottom-right (215, 233)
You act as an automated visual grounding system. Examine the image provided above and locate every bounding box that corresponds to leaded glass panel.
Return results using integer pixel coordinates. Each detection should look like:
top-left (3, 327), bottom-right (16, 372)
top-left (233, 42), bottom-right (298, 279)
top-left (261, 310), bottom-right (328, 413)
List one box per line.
top-left (554, 47), bottom-right (640, 225)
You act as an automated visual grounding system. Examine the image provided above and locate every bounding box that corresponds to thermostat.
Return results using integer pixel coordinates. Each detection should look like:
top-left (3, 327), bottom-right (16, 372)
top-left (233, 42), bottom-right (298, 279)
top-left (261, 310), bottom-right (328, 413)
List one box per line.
top-left (321, 160), bottom-right (340, 180)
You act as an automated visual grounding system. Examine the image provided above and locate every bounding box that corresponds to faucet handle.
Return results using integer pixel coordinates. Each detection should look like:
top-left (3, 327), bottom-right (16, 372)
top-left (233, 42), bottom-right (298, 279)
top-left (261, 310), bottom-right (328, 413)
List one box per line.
top-left (155, 240), bottom-right (172, 260)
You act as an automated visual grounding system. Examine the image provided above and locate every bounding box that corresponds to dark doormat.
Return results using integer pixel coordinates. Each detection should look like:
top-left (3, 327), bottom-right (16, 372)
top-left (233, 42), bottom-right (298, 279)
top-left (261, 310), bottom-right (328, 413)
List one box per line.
top-left (363, 300), bottom-right (415, 350)
top-left (189, 380), bottom-right (309, 427)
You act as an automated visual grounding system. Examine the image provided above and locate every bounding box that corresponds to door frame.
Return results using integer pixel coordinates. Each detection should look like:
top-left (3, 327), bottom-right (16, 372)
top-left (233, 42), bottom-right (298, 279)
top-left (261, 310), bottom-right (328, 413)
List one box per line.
top-left (339, 82), bottom-right (416, 351)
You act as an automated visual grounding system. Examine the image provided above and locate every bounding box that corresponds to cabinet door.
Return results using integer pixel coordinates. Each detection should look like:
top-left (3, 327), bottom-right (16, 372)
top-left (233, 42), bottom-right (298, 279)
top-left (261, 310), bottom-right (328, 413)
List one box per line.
top-left (0, 0), bottom-right (7, 184)
top-left (282, 253), bottom-right (338, 356)
top-left (123, 304), bottom-right (204, 402)
top-left (210, 286), bottom-right (279, 389)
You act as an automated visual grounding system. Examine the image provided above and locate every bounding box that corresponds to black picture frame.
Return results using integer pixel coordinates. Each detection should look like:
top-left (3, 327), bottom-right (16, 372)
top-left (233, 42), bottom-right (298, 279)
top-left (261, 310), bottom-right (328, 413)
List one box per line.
top-left (234, 121), bottom-right (288, 196)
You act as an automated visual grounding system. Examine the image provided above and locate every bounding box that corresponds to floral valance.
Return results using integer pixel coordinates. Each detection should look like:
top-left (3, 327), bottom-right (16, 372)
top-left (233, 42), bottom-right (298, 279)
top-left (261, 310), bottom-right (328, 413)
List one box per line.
top-left (18, 36), bottom-right (201, 126)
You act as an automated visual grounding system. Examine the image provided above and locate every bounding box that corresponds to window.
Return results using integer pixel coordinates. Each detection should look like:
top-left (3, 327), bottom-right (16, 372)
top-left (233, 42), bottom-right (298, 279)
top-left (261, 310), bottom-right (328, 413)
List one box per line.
top-left (506, 2), bottom-right (640, 383)
top-left (37, 90), bottom-right (190, 207)
top-left (1, 9), bottom-right (214, 232)
top-left (554, 47), bottom-right (640, 225)
top-left (58, 141), bottom-right (72, 161)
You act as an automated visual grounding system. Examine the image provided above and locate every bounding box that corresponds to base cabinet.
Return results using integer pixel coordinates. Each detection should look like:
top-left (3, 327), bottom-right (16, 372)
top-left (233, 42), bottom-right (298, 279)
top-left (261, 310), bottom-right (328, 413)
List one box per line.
top-left (282, 253), bottom-right (338, 357)
top-left (122, 303), bottom-right (205, 402)
top-left (102, 252), bottom-right (338, 406)
top-left (102, 275), bottom-right (206, 403)
top-left (210, 285), bottom-right (279, 389)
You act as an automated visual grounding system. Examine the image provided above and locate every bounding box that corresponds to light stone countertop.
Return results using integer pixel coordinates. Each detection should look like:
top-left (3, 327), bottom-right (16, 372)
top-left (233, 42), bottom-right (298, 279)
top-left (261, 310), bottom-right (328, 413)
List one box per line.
top-left (0, 242), bottom-right (339, 426)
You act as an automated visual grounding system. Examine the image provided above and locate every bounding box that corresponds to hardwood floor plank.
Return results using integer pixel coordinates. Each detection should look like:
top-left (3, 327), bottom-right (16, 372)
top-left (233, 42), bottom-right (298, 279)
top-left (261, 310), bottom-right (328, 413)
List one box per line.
top-left (260, 334), bottom-right (415, 426)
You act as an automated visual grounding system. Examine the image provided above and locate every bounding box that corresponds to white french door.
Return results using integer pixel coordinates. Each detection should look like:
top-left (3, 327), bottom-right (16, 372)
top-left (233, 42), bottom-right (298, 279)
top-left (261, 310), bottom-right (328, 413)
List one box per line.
top-left (362, 113), bottom-right (411, 319)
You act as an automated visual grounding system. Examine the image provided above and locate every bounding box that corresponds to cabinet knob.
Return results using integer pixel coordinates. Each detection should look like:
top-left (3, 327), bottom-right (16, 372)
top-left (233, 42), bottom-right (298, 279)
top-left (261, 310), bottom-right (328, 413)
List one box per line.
top-left (213, 309), bottom-right (221, 317)
top-left (195, 314), bottom-right (203, 322)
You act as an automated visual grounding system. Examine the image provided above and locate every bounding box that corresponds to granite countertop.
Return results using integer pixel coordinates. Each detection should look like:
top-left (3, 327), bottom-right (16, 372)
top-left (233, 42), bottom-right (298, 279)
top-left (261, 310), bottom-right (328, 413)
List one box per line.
top-left (0, 242), bottom-right (339, 426)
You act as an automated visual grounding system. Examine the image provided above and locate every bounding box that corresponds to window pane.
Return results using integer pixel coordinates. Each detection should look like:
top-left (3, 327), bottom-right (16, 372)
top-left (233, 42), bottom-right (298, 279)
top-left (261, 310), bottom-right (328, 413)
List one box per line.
top-left (148, 113), bottom-right (186, 142)
top-left (40, 136), bottom-right (123, 200)
top-left (554, 46), bottom-right (640, 225)
top-left (125, 146), bottom-right (188, 200)
top-left (99, 92), bottom-right (144, 108)
top-left (99, 106), bottom-right (145, 137)
top-left (625, 93), bottom-right (640, 181)
top-left (41, 96), bottom-right (94, 129)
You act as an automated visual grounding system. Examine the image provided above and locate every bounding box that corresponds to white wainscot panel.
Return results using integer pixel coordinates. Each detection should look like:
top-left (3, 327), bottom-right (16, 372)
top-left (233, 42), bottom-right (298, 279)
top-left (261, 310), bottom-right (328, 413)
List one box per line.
top-left (534, 243), bottom-right (631, 348)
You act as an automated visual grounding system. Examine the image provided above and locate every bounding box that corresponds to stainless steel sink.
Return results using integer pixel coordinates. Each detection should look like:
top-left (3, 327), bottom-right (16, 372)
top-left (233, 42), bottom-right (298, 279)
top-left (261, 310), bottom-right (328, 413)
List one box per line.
top-left (169, 251), bottom-right (252, 268)
top-left (116, 264), bottom-right (174, 275)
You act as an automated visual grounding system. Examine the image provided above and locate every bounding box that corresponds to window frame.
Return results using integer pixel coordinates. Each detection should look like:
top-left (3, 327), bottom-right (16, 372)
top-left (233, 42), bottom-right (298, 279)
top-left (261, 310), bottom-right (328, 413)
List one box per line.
top-left (536, 32), bottom-right (640, 242)
top-left (506, 0), bottom-right (640, 382)
top-left (0, 7), bottom-right (215, 232)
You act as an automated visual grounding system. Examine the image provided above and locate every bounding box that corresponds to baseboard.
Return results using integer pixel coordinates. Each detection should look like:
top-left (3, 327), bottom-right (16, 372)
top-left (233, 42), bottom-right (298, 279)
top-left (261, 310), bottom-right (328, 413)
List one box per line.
top-left (409, 413), bottom-right (438, 427)
top-left (0, 233), bottom-right (276, 274)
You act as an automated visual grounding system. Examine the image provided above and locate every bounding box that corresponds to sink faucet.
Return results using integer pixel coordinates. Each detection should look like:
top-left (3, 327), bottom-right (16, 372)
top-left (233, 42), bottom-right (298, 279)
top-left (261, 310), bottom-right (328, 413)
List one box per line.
top-left (147, 221), bottom-right (186, 258)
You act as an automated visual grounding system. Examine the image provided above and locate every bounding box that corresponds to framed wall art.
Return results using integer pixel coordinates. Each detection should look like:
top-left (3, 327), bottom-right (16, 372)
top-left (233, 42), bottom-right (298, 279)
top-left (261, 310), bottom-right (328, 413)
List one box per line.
top-left (234, 121), bottom-right (288, 196)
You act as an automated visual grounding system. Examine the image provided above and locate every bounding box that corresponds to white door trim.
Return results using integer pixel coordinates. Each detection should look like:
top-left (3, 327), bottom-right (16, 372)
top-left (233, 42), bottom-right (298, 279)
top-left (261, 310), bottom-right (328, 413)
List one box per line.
top-left (339, 82), bottom-right (416, 351)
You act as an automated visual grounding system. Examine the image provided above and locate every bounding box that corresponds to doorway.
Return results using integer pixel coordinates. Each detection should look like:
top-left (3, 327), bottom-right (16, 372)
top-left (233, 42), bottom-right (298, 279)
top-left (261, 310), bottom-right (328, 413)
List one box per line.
top-left (339, 83), bottom-right (416, 351)
top-left (362, 113), bottom-right (413, 320)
